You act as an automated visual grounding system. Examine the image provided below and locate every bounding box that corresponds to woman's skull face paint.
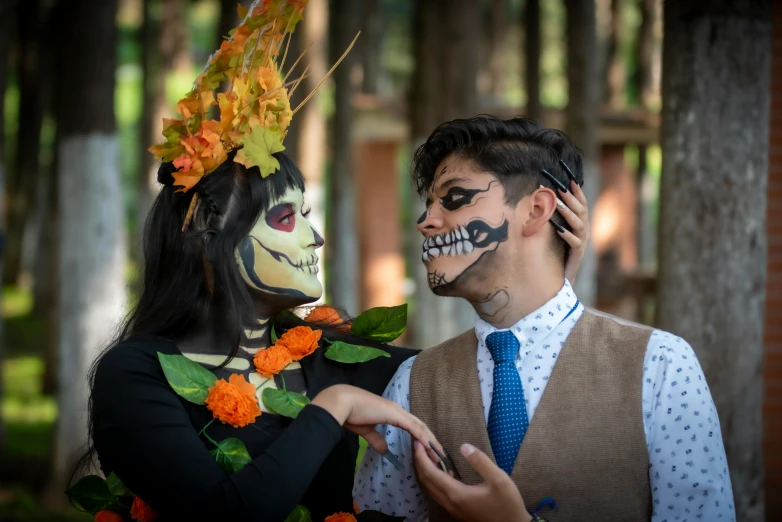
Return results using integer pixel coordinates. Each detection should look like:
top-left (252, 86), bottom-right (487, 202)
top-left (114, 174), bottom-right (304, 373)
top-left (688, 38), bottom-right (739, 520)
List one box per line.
top-left (236, 187), bottom-right (325, 302)
top-left (417, 158), bottom-right (511, 295)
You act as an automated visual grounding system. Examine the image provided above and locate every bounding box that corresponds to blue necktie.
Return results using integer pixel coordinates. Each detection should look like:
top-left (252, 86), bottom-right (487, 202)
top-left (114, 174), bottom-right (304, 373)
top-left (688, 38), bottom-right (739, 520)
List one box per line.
top-left (486, 330), bottom-right (528, 474)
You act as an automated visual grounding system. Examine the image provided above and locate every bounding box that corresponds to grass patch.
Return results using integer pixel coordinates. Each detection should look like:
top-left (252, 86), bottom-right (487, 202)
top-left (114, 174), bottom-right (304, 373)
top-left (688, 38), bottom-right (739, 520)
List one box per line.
top-left (4, 316), bottom-right (46, 358)
top-left (4, 421), bottom-right (53, 461)
top-left (3, 287), bottom-right (33, 319)
top-left (0, 491), bottom-right (92, 522)
top-left (3, 357), bottom-right (56, 459)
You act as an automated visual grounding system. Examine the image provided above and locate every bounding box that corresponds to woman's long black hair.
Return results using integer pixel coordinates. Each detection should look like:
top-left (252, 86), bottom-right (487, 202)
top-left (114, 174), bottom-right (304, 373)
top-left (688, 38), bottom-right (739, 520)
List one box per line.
top-left (73, 152), bottom-right (306, 478)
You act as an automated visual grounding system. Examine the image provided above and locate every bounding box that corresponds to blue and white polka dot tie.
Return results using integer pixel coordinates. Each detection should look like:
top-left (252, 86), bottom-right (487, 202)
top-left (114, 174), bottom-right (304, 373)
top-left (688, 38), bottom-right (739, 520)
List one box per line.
top-left (486, 330), bottom-right (528, 475)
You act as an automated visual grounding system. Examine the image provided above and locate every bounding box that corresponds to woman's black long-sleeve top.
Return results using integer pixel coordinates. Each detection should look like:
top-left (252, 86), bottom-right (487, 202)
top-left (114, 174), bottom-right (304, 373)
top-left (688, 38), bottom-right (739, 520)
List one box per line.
top-left (92, 334), bottom-right (417, 521)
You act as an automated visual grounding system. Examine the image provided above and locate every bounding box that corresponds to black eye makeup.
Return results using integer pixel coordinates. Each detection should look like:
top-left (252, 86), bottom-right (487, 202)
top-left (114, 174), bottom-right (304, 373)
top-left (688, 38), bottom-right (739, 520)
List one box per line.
top-left (301, 205), bottom-right (312, 218)
top-left (439, 186), bottom-right (487, 211)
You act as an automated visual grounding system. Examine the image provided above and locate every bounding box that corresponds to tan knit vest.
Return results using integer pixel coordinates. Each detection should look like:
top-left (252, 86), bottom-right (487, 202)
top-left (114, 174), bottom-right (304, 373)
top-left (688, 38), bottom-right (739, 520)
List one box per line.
top-left (410, 309), bottom-right (653, 522)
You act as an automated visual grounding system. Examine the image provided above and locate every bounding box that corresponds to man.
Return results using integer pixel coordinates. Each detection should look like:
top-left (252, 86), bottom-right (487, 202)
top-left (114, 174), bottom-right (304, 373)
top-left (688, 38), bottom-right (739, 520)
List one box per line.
top-left (353, 116), bottom-right (735, 521)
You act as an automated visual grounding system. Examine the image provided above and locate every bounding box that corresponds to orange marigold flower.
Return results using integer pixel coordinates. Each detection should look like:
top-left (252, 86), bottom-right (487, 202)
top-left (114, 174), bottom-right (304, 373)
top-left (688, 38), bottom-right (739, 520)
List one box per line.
top-left (94, 510), bottom-right (124, 522)
top-left (253, 343), bottom-right (293, 377)
top-left (353, 501), bottom-right (360, 514)
top-left (204, 373), bottom-right (262, 428)
top-left (306, 305), bottom-right (351, 333)
top-left (277, 326), bottom-right (322, 361)
top-left (130, 496), bottom-right (158, 522)
top-left (325, 513), bottom-right (357, 522)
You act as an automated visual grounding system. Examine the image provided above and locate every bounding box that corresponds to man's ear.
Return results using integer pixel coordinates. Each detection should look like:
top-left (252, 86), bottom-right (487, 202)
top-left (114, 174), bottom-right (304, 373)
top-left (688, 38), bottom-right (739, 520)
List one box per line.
top-left (521, 187), bottom-right (557, 238)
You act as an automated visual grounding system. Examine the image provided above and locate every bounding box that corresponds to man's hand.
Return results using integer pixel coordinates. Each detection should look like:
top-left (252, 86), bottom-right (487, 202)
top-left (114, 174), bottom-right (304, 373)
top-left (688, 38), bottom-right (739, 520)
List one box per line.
top-left (414, 441), bottom-right (532, 522)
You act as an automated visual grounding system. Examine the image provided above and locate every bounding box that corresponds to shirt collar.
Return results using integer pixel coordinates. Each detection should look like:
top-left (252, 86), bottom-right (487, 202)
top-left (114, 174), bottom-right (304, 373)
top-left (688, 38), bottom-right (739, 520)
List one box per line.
top-left (474, 279), bottom-right (579, 352)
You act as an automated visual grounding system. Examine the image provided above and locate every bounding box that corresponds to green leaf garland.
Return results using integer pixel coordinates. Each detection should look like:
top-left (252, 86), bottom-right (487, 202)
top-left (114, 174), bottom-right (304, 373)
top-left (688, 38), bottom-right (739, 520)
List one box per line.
top-left (324, 341), bottom-right (391, 364)
top-left (284, 504), bottom-right (313, 522)
top-left (105, 472), bottom-right (132, 497)
top-left (66, 475), bottom-right (119, 513)
top-left (157, 352), bottom-right (217, 405)
top-left (351, 304), bottom-right (407, 343)
top-left (262, 387), bottom-right (310, 418)
top-left (210, 437), bottom-right (252, 473)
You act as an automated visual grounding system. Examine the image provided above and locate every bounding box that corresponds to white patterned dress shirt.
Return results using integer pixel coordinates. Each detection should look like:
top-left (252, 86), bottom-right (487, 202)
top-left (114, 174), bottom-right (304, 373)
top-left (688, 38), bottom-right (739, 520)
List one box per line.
top-left (353, 280), bottom-right (735, 522)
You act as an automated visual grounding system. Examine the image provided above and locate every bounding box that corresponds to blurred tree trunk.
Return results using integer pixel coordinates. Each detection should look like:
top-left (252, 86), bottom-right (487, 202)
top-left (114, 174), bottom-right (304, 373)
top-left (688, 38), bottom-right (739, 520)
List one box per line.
top-left (656, 1), bottom-right (770, 519)
top-left (633, 0), bottom-right (655, 269)
top-left (604, 0), bottom-right (625, 108)
top-left (360, 0), bottom-right (380, 95)
top-left (36, 3), bottom-right (60, 395)
top-left (39, 144), bottom-right (59, 396)
top-left (635, 0), bottom-right (654, 108)
top-left (488, 0), bottom-right (507, 100)
top-left (524, 0), bottom-right (542, 122)
top-left (217, 0), bottom-right (239, 45)
top-left (0, 0), bottom-right (15, 454)
top-left (288, 0), bottom-right (328, 301)
top-left (634, 144), bottom-right (652, 267)
top-left (135, 0), bottom-right (159, 267)
top-left (135, 0), bottom-right (186, 268)
top-left (409, 0), bottom-right (479, 350)
top-left (47, 0), bottom-right (127, 504)
top-left (565, 0), bottom-right (599, 307)
top-left (4, 0), bottom-right (43, 286)
top-left (327, 0), bottom-right (360, 313)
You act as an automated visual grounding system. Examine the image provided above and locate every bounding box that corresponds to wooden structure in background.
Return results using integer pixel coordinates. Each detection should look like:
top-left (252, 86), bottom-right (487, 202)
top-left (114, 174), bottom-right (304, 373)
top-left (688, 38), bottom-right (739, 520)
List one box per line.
top-left (353, 109), bottom-right (406, 312)
top-left (765, 2), bottom-right (782, 519)
top-left (351, 102), bottom-right (661, 321)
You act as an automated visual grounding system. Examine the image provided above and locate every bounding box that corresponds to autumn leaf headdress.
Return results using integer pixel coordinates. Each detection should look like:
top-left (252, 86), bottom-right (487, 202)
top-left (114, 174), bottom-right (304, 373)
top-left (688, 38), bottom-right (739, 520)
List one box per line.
top-left (149, 0), bottom-right (354, 229)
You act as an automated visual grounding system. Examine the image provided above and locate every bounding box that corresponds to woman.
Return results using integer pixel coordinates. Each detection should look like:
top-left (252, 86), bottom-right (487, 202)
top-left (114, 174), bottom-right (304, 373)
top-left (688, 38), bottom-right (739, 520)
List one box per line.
top-left (85, 153), bottom-right (437, 521)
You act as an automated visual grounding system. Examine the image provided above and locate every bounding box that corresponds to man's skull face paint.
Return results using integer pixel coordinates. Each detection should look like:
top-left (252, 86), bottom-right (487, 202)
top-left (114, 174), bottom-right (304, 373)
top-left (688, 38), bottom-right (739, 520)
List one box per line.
top-left (418, 158), bottom-right (510, 295)
top-left (237, 187), bottom-right (324, 302)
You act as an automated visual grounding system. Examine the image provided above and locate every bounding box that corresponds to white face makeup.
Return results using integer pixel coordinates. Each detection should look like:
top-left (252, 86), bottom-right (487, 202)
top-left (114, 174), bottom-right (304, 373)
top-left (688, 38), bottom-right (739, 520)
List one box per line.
top-left (236, 187), bottom-right (324, 302)
top-left (417, 159), bottom-right (511, 295)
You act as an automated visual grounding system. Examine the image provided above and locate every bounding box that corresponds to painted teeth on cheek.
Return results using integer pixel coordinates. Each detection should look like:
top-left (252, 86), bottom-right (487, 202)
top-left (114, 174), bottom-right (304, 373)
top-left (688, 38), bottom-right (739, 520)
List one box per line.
top-left (421, 227), bottom-right (478, 262)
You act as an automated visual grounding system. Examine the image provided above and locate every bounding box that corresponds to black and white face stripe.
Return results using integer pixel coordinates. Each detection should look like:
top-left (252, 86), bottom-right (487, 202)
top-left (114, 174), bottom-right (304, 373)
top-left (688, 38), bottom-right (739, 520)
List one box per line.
top-left (421, 220), bottom-right (508, 263)
top-left (422, 225), bottom-right (474, 262)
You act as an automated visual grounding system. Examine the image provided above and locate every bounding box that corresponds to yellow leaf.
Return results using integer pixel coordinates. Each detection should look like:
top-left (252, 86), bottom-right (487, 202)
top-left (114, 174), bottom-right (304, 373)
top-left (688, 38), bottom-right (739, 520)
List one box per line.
top-left (217, 93), bottom-right (237, 133)
top-left (176, 97), bottom-right (201, 120)
top-left (234, 127), bottom-right (285, 177)
top-left (149, 141), bottom-right (185, 163)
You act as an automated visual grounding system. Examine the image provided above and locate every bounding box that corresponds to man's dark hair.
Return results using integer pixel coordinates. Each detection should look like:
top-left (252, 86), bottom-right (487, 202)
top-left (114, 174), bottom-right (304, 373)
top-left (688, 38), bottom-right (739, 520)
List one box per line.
top-left (412, 115), bottom-right (585, 264)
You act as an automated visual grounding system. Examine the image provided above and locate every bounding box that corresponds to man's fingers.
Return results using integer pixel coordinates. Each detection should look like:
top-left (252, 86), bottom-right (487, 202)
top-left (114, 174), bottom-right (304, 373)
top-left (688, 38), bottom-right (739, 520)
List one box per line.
top-left (359, 427), bottom-right (388, 455)
top-left (460, 444), bottom-right (505, 484)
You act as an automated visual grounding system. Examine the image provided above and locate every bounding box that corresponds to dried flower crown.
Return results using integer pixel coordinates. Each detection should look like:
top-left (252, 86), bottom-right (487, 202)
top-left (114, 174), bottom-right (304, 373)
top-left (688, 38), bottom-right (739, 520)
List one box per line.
top-left (148, 0), bottom-right (355, 229)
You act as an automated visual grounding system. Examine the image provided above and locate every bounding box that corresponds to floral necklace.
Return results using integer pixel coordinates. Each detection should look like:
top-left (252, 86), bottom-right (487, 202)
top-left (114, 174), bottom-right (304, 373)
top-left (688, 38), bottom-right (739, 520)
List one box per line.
top-left (68, 305), bottom-right (408, 522)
